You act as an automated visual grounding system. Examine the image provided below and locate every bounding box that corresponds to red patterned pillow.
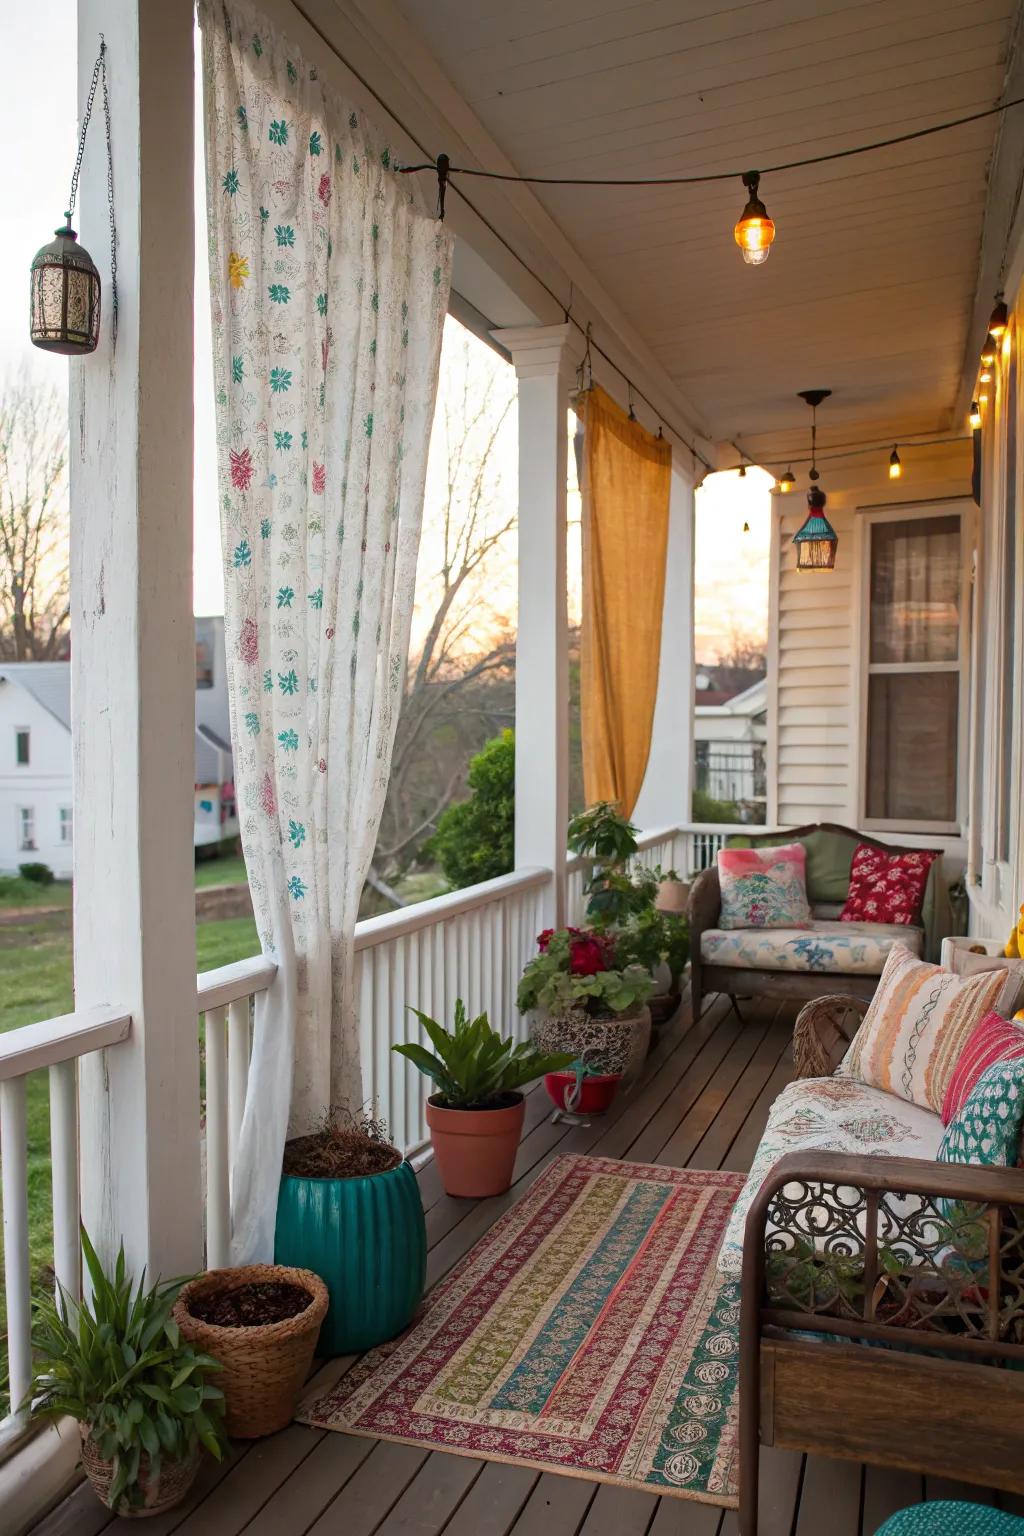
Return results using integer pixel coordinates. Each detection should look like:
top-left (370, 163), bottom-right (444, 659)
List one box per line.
top-left (839, 843), bottom-right (936, 927)
top-left (941, 1010), bottom-right (1024, 1124)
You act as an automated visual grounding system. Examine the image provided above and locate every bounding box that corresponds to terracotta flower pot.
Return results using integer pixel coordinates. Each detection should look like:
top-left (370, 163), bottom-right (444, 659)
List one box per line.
top-left (79, 1427), bottom-right (200, 1517)
top-left (425, 1094), bottom-right (525, 1198)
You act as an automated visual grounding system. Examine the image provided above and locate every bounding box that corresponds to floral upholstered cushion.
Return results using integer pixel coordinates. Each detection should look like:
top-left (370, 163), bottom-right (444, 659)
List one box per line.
top-left (839, 843), bottom-right (936, 927)
top-left (716, 843), bottom-right (812, 930)
top-left (700, 920), bottom-right (922, 975)
top-left (936, 1057), bottom-right (1024, 1230)
top-left (839, 943), bottom-right (1024, 1114)
top-left (717, 1075), bottom-right (944, 1278)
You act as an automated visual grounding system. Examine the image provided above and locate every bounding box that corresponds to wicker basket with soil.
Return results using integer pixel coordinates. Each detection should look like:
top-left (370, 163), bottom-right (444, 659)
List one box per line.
top-left (174, 1264), bottom-right (328, 1438)
top-left (274, 1112), bottom-right (426, 1355)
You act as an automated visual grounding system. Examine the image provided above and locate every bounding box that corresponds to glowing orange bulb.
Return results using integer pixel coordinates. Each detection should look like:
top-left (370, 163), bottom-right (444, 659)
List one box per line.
top-left (981, 336), bottom-right (997, 366)
top-left (989, 296), bottom-right (1008, 338)
top-left (969, 400), bottom-right (982, 430)
top-left (979, 368), bottom-right (993, 384)
top-left (888, 447), bottom-right (902, 480)
top-left (734, 172), bottom-right (775, 266)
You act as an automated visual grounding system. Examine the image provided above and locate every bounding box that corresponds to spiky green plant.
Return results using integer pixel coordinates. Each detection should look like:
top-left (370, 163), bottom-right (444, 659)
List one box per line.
top-left (393, 999), bottom-right (574, 1109)
top-left (29, 1229), bottom-right (228, 1512)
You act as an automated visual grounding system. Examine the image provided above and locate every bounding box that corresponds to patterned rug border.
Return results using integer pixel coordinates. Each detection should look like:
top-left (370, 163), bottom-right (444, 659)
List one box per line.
top-left (297, 1154), bottom-right (745, 1508)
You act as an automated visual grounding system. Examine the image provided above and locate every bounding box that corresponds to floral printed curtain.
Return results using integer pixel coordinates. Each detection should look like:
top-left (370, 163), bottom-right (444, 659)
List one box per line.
top-left (200, 0), bottom-right (453, 1261)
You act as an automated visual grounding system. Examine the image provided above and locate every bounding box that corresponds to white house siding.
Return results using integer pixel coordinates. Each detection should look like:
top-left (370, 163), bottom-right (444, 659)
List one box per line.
top-left (767, 441), bottom-right (973, 865)
top-left (0, 682), bottom-right (74, 879)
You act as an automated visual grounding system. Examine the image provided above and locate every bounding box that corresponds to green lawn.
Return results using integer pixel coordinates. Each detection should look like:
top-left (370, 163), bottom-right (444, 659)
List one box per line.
top-left (0, 897), bottom-right (259, 1413)
top-left (194, 852), bottom-right (249, 889)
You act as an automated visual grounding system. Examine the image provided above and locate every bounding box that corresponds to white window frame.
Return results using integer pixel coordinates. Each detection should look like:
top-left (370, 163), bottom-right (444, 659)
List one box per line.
top-left (14, 727), bottom-right (30, 767)
top-left (17, 805), bottom-right (36, 853)
top-left (855, 500), bottom-right (970, 836)
top-left (58, 805), bottom-right (73, 845)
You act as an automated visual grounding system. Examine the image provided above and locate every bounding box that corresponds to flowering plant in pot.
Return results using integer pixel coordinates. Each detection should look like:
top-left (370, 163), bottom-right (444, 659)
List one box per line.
top-left (392, 1000), bottom-right (573, 1198)
top-left (274, 1107), bottom-right (426, 1356)
top-left (517, 928), bottom-right (655, 1111)
top-left (29, 1229), bottom-right (228, 1517)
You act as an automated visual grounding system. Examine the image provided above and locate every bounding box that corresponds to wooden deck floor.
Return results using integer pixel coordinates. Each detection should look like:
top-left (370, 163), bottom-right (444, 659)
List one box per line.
top-left (33, 994), bottom-right (1024, 1536)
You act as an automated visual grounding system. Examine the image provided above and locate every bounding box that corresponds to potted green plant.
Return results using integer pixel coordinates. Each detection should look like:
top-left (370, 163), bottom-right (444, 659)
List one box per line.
top-left (615, 900), bottom-right (690, 1026)
top-left (517, 928), bottom-right (655, 1111)
top-left (274, 1108), bottom-right (424, 1357)
top-left (392, 1000), bottom-right (573, 1198)
top-left (568, 802), bottom-right (648, 927)
top-left (29, 1230), bottom-right (228, 1517)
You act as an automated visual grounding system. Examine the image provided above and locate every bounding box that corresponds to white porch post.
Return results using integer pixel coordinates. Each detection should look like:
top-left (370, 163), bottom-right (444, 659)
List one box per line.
top-left (632, 461), bottom-right (696, 832)
top-left (72, 0), bottom-right (202, 1278)
top-left (493, 324), bottom-right (581, 929)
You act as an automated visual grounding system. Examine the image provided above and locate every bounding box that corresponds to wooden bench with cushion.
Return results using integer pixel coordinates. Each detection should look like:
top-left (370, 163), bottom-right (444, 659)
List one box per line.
top-left (688, 822), bottom-right (951, 1018)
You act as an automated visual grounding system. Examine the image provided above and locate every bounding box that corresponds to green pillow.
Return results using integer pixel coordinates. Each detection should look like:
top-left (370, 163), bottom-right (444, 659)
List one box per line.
top-left (725, 828), bottom-right (855, 904)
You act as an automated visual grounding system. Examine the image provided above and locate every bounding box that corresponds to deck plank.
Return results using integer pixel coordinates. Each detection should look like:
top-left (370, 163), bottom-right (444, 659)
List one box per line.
top-left (303, 1441), bottom-right (429, 1536)
top-left (860, 1466), bottom-right (924, 1533)
top-left (719, 1447), bottom-right (803, 1536)
top-left (686, 1013), bottom-right (793, 1172)
top-left (170, 1425), bottom-right (325, 1536)
top-left (506, 1471), bottom-right (597, 1535)
top-left (374, 1452), bottom-right (484, 1534)
top-left (577, 1483), bottom-right (658, 1534)
top-left (440, 1463), bottom-right (540, 1536)
top-left (646, 1493), bottom-right (723, 1533)
top-left (794, 1457), bottom-right (861, 1536)
top-left (239, 1431), bottom-right (375, 1536)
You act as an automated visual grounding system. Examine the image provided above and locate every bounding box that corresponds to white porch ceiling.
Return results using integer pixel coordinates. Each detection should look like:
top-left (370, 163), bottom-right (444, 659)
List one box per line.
top-left (392, 0), bottom-right (1019, 451)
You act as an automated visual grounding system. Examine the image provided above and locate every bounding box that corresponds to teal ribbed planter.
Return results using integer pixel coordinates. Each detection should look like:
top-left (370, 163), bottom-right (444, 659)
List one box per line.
top-left (274, 1159), bottom-right (426, 1355)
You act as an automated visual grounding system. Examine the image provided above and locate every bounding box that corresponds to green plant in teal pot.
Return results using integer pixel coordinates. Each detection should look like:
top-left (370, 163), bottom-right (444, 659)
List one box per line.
top-left (274, 1109), bottom-right (426, 1356)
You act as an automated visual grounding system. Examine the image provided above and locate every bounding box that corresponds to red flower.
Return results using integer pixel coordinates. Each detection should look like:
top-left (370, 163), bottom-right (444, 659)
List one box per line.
top-left (537, 929), bottom-right (555, 952)
top-left (238, 617), bottom-right (259, 666)
top-left (318, 173), bottom-right (331, 205)
top-left (569, 934), bottom-right (612, 976)
top-left (229, 446), bottom-right (254, 491)
top-left (312, 461), bottom-right (326, 494)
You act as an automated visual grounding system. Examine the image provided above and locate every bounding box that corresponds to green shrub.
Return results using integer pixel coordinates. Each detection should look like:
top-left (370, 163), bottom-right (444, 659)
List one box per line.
top-left (427, 730), bottom-right (514, 889)
top-left (691, 788), bottom-right (741, 825)
top-left (19, 862), bottom-right (55, 886)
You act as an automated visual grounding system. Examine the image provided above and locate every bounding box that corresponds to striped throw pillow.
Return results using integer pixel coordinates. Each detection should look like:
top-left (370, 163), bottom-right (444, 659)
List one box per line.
top-left (941, 1010), bottom-right (1024, 1124)
top-left (839, 943), bottom-right (1024, 1114)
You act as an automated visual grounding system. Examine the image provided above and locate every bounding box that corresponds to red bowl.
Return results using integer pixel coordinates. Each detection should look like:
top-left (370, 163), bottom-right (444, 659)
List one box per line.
top-left (544, 1071), bottom-right (622, 1115)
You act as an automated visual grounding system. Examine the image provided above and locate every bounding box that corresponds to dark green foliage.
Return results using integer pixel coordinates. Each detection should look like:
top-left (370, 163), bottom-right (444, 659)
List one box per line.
top-left (18, 862), bottom-right (54, 886)
top-left (427, 730), bottom-right (514, 890)
top-left (691, 788), bottom-right (742, 824)
top-left (30, 1229), bottom-right (228, 1512)
top-left (567, 801), bottom-right (638, 863)
top-left (393, 998), bottom-right (573, 1109)
top-left (614, 906), bottom-right (690, 981)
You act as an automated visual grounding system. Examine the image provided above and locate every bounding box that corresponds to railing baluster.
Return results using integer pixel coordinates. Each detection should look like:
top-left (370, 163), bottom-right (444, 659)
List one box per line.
top-left (1, 1076), bottom-right (32, 1419)
top-left (204, 1006), bottom-right (230, 1269)
top-left (49, 1059), bottom-right (80, 1305)
top-left (227, 997), bottom-right (250, 1175)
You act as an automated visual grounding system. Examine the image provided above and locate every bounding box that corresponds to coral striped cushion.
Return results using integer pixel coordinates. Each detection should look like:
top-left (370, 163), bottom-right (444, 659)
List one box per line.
top-left (941, 1011), bottom-right (1024, 1124)
top-left (839, 943), bottom-right (1024, 1114)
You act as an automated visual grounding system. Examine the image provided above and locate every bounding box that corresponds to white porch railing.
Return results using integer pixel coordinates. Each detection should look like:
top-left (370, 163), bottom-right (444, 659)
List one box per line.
top-left (566, 821), bottom-right (747, 924)
top-left (0, 1006), bottom-right (131, 1441)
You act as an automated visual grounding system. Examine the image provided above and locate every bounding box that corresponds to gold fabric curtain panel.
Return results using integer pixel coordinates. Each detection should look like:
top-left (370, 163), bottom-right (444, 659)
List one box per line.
top-left (578, 385), bottom-right (672, 816)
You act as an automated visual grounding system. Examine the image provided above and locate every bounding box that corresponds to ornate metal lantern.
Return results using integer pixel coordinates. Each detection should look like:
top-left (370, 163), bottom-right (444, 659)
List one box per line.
top-left (793, 486), bottom-right (838, 570)
top-left (29, 39), bottom-right (114, 358)
top-left (30, 217), bottom-right (101, 355)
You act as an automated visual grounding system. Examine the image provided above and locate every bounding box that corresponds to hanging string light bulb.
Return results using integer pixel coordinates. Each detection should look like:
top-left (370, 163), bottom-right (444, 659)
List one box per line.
top-left (733, 171), bottom-right (775, 265)
top-left (970, 400), bottom-right (983, 429)
top-left (889, 446), bottom-right (902, 480)
top-left (778, 467), bottom-right (795, 493)
top-left (989, 294), bottom-right (1009, 338)
top-left (792, 390), bottom-right (838, 571)
top-left (981, 335), bottom-right (997, 367)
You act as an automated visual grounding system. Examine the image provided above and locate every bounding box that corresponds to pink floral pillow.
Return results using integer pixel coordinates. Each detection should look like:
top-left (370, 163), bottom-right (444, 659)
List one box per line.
top-left (839, 844), bottom-right (936, 927)
top-left (717, 843), bottom-right (812, 930)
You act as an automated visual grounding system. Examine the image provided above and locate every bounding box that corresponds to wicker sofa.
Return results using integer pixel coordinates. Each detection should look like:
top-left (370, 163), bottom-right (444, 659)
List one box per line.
top-left (730, 996), bottom-right (1024, 1536)
top-left (688, 822), bottom-right (951, 1020)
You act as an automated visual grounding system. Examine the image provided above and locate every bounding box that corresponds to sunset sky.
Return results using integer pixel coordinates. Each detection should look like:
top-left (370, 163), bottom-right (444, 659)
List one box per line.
top-left (4, 9), bottom-right (770, 663)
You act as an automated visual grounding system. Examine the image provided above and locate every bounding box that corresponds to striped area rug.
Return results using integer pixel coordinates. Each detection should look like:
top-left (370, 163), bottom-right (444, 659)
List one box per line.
top-left (298, 1154), bottom-right (744, 1506)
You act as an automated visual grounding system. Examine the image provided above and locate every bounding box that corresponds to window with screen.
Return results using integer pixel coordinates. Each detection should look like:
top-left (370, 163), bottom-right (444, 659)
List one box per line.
top-left (864, 513), bottom-right (962, 827)
top-left (15, 729), bottom-right (29, 766)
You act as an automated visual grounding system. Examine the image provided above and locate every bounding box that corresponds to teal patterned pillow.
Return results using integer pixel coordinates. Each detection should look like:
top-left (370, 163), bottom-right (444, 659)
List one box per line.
top-left (936, 1056), bottom-right (1024, 1225)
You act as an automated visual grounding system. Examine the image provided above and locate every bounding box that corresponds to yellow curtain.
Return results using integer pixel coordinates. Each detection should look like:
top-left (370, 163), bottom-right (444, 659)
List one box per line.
top-left (578, 385), bottom-right (672, 816)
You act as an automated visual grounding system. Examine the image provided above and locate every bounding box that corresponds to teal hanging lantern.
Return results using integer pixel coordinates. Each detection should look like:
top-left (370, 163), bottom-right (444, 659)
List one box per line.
top-left (793, 486), bottom-right (838, 570)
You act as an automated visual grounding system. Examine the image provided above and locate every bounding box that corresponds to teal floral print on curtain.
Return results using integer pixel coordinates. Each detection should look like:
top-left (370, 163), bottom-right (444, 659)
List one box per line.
top-left (200, 0), bottom-right (452, 1263)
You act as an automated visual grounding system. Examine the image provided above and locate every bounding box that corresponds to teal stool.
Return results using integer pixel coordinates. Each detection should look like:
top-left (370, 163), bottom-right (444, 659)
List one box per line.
top-left (876, 1504), bottom-right (1024, 1535)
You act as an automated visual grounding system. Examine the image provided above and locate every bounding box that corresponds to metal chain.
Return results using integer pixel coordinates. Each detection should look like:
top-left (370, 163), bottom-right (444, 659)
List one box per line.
top-left (66, 37), bottom-right (118, 343)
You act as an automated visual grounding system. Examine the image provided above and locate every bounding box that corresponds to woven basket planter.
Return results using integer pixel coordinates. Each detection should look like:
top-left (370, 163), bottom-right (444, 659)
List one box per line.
top-left (79, 1427), bottom-right (200, 1517)
top-left (174, 1264), bottom-right (328, 1438)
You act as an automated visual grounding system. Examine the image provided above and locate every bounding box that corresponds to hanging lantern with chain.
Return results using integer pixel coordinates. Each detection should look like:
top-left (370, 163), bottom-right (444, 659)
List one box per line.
top-left (792, 389), bottom-right (838, 571)
top-left (30, 38), bottom-right (116, 356)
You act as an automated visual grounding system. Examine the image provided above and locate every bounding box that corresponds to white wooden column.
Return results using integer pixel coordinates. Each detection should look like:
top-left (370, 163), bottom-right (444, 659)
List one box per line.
top-left (493, 324), bottom-right (581, 928)
top-left (632, 460), bottom-right (696, 832)
top-left (71, 0), bottom-right (202, 1279)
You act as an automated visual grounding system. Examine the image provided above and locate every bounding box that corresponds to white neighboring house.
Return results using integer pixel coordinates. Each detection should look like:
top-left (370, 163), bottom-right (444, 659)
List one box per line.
top-left (694, 675), bottom-right (768, 818)
top-left (0, 617), bottom-right (237, 878)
